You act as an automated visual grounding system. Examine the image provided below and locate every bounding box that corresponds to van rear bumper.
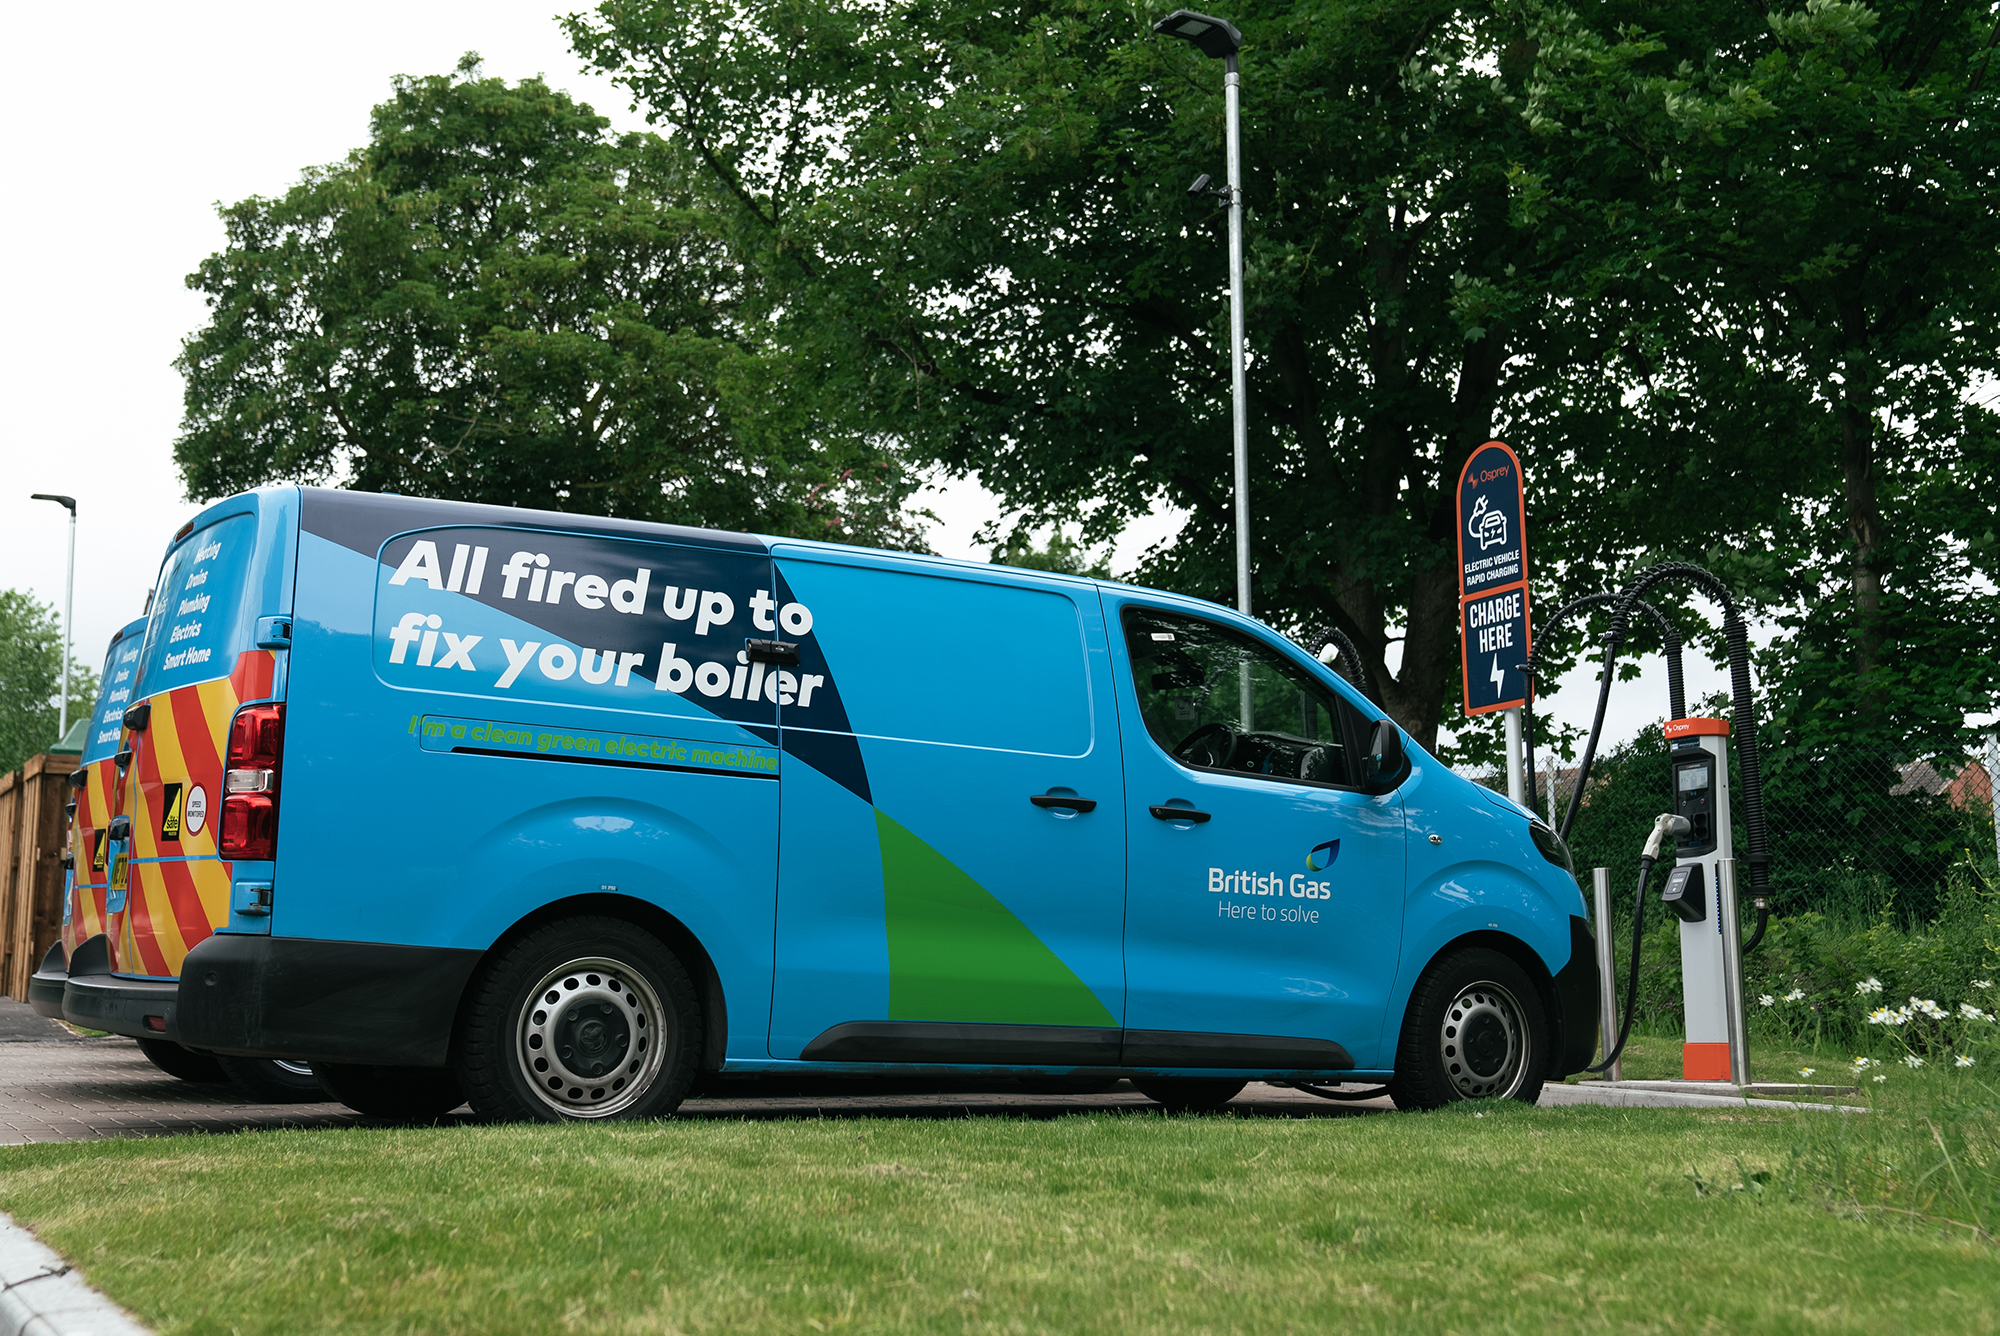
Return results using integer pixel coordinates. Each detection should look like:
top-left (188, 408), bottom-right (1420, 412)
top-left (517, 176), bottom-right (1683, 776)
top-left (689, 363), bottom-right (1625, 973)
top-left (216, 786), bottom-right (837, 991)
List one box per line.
top-left (173, 935), bottom-right (484, 1066)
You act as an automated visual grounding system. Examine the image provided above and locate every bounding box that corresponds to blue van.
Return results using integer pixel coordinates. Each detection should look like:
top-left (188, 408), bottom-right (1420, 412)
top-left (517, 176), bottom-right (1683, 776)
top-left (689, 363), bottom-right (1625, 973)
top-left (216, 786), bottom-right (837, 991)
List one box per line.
top-left (35, 487), bottom-right (1596, 1119)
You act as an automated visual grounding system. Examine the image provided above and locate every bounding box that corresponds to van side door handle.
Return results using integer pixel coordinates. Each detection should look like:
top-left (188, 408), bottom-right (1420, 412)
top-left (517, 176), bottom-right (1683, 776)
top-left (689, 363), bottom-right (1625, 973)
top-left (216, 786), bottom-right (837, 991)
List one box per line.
top-left (1149, 806), bottom-right (1211, 823)
top-left (1029, 795), bottom-right (1097, 813)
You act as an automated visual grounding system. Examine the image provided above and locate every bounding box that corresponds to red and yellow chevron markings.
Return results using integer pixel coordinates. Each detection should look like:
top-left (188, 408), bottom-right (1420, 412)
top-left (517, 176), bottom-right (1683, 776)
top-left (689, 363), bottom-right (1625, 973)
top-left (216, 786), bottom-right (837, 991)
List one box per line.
top-left (115, 650), bottom-right (276, 978)
top-left (61, 753), bottom-right (120, 954)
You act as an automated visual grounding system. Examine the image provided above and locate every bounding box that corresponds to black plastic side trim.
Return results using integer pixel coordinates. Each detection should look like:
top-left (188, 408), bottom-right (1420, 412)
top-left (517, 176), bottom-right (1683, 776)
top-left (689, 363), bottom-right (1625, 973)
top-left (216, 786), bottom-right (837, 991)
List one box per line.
top-left (27, 941), bottom-right (67, 1019)
top-left (67, 933), bottom-right (112, 978)
top-left (1121, 1030), bottom-right (1354, 1072)
top-left (174, 935), bottom-right (484, 1066)
top-left (1550, 914), bottom-right (1600, 1077)
top-left (802, 1022), bottom-right (1122, 1065)
top-left (798, 1022), bottom-right (1354, 1073)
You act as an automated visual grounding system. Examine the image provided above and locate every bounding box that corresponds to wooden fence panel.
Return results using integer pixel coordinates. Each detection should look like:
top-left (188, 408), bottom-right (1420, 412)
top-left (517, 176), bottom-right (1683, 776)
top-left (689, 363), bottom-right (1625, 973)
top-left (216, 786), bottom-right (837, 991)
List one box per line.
top-left (1, 754), bottom-right (76, 1001)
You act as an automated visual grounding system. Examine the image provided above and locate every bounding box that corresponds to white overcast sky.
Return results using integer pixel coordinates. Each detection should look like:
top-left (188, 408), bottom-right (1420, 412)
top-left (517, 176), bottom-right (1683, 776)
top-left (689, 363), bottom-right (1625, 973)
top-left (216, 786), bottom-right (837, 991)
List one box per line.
top-left (0, 0), bottom-right (1715, 751)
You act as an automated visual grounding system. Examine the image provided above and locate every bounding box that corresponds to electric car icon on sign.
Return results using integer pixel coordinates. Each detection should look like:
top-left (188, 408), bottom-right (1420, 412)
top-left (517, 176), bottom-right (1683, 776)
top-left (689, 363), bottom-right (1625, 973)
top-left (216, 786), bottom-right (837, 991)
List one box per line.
top-left (1468, 495), bottom-right (1508, 551)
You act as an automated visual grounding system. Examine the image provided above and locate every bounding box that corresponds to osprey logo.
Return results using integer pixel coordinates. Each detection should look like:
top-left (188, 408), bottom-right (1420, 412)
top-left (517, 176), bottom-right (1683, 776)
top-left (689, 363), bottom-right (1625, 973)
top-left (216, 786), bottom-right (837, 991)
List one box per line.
top-left (1306, 839), bottom-right (1340, 872)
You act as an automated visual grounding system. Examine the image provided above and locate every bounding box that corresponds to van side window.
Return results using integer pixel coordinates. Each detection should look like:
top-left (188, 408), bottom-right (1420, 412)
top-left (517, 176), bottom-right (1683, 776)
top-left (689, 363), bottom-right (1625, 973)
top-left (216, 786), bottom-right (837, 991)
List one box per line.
top-left (1123, 609), bottom-right (1359, 787)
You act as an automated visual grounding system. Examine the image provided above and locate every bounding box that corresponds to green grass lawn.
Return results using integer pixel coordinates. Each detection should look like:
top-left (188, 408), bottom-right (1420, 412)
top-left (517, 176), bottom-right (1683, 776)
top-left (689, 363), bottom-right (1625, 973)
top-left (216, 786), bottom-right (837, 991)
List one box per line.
top-left (3, 1097), bottom-right (1995, 1334)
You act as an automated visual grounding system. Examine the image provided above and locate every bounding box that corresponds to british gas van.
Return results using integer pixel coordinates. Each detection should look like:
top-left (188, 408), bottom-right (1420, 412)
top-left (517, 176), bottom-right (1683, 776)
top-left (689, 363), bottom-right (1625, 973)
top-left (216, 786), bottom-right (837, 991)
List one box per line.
top-left (34, 487), bottom-right (1598, 1120)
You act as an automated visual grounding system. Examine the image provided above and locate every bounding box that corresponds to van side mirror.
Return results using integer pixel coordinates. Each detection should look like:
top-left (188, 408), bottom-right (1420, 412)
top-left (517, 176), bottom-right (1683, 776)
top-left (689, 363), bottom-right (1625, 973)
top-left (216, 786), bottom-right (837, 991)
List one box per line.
top-left (1364, 719), bottom-right (1405, 793)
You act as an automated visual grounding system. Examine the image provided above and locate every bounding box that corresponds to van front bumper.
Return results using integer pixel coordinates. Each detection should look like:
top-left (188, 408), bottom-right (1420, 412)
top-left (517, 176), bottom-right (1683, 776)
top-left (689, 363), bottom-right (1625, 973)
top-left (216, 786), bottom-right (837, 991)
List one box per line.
top-left (44, 933), bottom-right (482, 1065)
top-left (1550, 914), bottom-right (1600, 1077)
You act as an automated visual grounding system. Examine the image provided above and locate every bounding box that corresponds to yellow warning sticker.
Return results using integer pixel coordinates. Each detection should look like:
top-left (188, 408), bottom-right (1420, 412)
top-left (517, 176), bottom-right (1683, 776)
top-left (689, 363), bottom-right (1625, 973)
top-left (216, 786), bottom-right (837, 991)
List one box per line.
top-left (160, 782), bottom-right (184, 842)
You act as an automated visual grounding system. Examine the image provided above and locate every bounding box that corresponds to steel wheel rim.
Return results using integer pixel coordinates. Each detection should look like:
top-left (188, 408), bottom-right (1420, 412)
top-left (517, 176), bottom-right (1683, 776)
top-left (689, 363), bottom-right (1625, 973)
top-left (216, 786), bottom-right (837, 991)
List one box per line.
top-left (273, 1059), bottom-right (313, 1078)
top-left (1438, 980), bottom-right (1527, 1099)
top-left (517, 956), bottom-right (667, 1119)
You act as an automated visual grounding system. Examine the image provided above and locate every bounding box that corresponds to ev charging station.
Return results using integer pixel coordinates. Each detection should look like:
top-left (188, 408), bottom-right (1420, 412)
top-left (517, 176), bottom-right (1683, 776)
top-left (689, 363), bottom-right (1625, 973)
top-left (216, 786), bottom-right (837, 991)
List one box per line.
top-left (1659, 717), bottom-right (1751, 1084)
top-left (1524, 563), bottom-right (1771, 1090)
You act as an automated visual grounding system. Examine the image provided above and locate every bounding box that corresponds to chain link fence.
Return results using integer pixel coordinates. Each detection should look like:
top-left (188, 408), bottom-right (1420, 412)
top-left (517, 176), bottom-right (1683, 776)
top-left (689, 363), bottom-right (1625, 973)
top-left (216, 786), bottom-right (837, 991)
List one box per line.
top-left (1464, 731), bottom-right (2000, 925)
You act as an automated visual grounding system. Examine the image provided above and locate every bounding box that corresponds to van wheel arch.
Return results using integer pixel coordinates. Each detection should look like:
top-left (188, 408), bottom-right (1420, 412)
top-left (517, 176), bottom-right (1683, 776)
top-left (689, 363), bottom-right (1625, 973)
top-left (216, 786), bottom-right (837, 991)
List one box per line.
top-left (462, 894), bottom-right (727, 1073)
top-left (1405, 931), bottom-right (1564, 1077)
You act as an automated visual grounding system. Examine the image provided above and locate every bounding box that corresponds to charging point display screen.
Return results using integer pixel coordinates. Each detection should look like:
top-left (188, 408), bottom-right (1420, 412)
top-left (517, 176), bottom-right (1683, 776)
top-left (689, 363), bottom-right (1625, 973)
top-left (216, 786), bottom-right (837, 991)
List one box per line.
top-left (1673, 753), bottom-right (1719, 856)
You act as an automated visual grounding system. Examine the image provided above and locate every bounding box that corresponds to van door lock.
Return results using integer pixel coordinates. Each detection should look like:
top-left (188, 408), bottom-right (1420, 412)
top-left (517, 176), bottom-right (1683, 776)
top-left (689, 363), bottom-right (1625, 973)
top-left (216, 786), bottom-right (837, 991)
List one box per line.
top-left (746, 639), bottom-right (800, 665)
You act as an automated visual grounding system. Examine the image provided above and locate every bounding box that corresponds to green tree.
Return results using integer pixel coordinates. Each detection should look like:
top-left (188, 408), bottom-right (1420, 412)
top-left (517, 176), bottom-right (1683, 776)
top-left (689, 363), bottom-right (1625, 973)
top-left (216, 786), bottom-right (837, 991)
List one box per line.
top-left (0, 592), bottom-right (98, 773)
top-left (176, 55), bottom-right (928, 548)
top-left (568, 0), bottom-right (1801, 750)
top-left (992, 528), bottom-right (1113, 578)
top-left (1518, 0), bottom-right (2000, 756)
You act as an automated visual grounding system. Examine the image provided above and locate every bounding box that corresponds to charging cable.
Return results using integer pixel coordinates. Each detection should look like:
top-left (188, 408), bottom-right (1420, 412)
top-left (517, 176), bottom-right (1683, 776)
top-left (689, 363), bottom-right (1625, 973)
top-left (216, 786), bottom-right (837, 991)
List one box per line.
top-left (1586, 812), bottom-right (1689, 1074)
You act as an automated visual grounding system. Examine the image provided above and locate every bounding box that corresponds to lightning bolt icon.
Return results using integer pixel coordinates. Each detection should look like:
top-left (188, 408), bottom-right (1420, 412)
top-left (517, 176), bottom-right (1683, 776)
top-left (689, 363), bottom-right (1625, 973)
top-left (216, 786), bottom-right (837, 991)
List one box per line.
top-left (1490, 654), bottom-right (1506, 698)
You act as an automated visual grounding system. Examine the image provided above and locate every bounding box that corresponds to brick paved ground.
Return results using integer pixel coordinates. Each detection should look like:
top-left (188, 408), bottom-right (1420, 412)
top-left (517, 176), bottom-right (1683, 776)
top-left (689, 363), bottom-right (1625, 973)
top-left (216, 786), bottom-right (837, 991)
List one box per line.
top-left (0, 999), bottom-right (1389, 1144)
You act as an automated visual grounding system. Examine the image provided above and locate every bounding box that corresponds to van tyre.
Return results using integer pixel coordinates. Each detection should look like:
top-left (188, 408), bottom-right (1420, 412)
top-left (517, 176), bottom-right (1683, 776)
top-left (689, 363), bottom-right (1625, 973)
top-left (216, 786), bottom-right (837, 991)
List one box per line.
top-left (454, 916), bottom-right (699, 1123)
top-left (1388, 948), bottom-right (1548, 1111)
top-left (136, 1038), bottom-right (228, 1084)
top-left (1135, 1078), bottom-right (1247, 1112)
top-left (315, 1063), bottom-right (466, 1119)
top-left (215, 1055), bottom-right (326, 1103)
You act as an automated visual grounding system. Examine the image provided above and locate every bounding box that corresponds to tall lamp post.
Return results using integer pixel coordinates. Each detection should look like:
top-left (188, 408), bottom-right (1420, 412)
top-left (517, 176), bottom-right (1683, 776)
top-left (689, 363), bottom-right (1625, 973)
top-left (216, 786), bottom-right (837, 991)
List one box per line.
top-left (31, 493), bottom-right (77, 739)
top-left (1153, 9), bottom-right (1250, 618)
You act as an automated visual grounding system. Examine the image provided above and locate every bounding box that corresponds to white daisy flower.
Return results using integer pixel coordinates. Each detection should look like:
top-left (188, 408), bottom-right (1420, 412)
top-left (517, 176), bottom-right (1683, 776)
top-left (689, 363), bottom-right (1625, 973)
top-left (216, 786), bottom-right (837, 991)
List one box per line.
top-left (1975, 980), bottom-right (1993, 990)
top-left (1903, 1054), bottom-right (1925, 1068)
top-left (1856, 977), bottom-right (1884, 995)
top-left (1798, 1067), bottom-right (1815, 1078)
top-left (1759, 994), bottom-right (1776, 1007)
top-left (1873, 1074), bottom-right (1887, 1083)
top-left (1783, 988), bottom-right (1806, 1002)
top-left (1867, 1007), bottom-right (1905, 1026)
top-left (1912, 998), bottom-right (1949, 1021)
top-left (1955, 1055), bottom-right (1975, 1068)
top-left (1959, 1003), bottom-right (1995, 1022)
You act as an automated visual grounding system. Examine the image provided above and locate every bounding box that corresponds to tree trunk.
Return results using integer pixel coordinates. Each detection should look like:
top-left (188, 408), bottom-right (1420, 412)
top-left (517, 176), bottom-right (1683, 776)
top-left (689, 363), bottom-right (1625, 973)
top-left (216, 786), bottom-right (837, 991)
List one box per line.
top-left (1835, 342), bottom-right (1884, 706)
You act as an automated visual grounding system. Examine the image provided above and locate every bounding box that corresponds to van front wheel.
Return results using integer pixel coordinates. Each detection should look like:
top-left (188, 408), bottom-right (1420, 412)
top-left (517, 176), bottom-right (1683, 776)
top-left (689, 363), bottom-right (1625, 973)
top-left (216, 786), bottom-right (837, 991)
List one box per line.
top-left (1387, 948), bottom-right (1548, 1111)
top-left (455, 916), bottom-right (699, 1122)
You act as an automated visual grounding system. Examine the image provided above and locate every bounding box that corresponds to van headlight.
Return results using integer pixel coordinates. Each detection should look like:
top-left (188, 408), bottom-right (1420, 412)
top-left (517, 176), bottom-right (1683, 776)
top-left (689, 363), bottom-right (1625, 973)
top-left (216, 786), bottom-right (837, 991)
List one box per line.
top-left (1528, 821), bottom-right (1574, 875)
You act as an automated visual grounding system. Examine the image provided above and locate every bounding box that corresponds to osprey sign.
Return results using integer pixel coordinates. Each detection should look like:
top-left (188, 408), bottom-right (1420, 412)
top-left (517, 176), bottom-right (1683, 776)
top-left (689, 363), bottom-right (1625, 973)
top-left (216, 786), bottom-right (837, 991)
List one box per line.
top-left (1456, 441), bottom-right (1531, 715)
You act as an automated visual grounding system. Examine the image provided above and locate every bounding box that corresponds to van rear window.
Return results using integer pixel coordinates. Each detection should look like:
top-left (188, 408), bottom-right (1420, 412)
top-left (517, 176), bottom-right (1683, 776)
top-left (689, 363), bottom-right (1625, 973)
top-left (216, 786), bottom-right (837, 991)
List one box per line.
top-left (137, 513), bottom-right (260, 696)
top-left (83, 632), bottom-right (144, 760)
top-left (773, 560), bottom-right (1093, 757)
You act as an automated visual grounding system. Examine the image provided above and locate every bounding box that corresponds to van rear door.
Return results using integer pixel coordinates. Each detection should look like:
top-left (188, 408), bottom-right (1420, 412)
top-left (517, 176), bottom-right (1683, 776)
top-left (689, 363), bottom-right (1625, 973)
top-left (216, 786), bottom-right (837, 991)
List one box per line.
top-left (62, 618), bottom-right (148, 958)
top-left (114, 502), bottom-right (291, 978)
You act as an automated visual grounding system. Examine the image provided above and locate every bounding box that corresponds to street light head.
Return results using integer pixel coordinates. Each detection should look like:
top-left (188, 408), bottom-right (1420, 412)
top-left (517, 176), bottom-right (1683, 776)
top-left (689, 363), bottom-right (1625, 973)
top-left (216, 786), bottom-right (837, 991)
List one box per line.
top-left (30, 493), bottom-right (76, 514)
top-left (1153, 10), bottom-right (1241, 60)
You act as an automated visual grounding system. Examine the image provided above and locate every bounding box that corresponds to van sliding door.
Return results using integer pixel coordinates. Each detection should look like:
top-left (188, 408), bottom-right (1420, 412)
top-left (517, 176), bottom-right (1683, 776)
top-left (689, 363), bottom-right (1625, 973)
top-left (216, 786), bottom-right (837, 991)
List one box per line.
top-left (766, 555), bottom-right (1127, 1066)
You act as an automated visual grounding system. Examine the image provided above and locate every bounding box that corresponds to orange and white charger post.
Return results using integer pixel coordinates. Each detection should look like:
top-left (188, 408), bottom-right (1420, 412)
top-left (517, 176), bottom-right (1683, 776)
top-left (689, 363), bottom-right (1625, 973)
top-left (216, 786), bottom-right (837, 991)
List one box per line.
top-left (1662, 717), bottom-right (1736, 1080)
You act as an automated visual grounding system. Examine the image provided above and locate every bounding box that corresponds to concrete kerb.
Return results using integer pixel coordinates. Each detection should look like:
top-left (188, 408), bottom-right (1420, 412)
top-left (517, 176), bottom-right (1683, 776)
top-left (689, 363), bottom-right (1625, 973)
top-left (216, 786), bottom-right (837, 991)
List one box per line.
top-left (0, 1212), bottom-right (149, 1336)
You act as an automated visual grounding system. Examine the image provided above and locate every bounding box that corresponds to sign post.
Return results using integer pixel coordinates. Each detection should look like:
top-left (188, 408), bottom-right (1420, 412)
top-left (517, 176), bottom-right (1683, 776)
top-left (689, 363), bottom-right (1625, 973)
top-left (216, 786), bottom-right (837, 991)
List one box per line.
top-left (1455, 441), bottom-right (1531, 804)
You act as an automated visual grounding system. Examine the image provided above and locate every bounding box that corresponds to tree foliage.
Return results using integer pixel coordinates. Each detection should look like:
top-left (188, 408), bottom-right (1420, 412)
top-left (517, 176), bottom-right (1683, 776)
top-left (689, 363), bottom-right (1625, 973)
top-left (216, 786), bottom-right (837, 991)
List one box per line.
top-left (567, 0), bottom-right (1817, 750)
top-left (0, 591), bottom-right (98, 774)
top-left (176, 55), bottom-right (927, 548)
top-left (1518, 0), bottom-right (2000, 759)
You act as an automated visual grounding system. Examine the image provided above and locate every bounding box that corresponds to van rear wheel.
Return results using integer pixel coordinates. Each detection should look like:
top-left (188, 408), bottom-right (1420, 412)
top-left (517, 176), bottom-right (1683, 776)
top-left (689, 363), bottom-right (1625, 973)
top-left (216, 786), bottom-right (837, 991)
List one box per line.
top-left (1134, 1078), bottom-right (1247, 1112)
top-left (1387, 947), bottom-right (1548, 1111)
top-left (455, 916), bottom-right (699, 1123)
top-left (215, 1055), bottom-right (325, 1104)
top-left (315, 1063), bottom-right (465, 1119)
top-left (136, 1038), bottom-right (227, 1084)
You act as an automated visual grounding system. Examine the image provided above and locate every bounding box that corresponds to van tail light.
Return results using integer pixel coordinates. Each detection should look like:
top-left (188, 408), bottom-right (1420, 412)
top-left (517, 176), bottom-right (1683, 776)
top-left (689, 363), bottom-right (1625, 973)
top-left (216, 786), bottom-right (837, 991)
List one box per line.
top-left (221, 703), bottom-right (284, 860)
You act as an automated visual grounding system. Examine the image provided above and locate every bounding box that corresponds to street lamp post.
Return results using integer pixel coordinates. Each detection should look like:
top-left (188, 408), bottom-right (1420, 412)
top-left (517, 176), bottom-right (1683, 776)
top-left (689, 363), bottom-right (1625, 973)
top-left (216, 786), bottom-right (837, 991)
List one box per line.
top-left (1154, 9), bottom-right (1250, 618)
top-left (31, 494), bottom-right (77, 739)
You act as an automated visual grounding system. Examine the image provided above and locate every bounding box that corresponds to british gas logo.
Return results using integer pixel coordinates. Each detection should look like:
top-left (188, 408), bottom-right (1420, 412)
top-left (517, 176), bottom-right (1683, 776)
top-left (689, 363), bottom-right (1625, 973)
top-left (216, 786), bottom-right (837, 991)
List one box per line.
top-left (1306, 839), bottom-right (1340, 872)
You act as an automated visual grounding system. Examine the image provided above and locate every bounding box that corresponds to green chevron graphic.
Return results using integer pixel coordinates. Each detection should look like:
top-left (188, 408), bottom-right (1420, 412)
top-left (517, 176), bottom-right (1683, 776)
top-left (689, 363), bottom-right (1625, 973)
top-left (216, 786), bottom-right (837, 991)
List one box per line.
top-left (876, 809), bottom-right (1115, 1026)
